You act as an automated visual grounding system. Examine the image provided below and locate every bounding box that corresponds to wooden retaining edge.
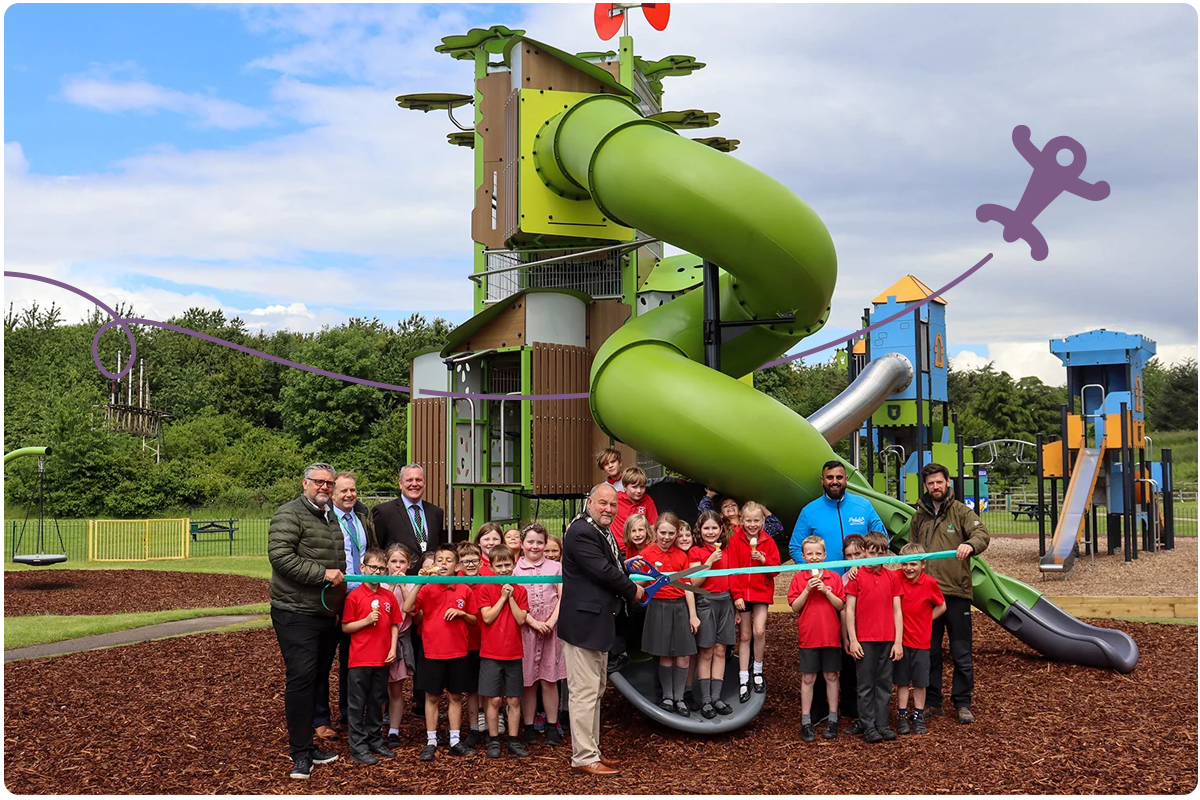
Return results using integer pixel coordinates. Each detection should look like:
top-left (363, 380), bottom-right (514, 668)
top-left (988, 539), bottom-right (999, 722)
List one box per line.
top-left (767, 595), bottom-right (1198, 618)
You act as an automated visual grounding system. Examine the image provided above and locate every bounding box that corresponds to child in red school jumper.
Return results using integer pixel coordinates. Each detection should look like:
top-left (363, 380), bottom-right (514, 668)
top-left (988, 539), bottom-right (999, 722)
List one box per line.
top-left (788, 535), bottom-right (846, 742)
top-left (622, 513), bottom-right (652, 560)
top-left (597, 446), bottom-right (625, 493)
top-left (727, 501), bottom-right (781, 701)
top-left (457, 541), bottom-right (486, 749)
top-left (689, 509), bottom-right (736, 718)
top-left (894, 542), bottom-right (946, 736)
top-left (612, 467), bottom-right (658, 540)
top-left (341, 548), bottom-right (400, 766)
top-left (472, 521), bottom-right (502, 576)
top-left (635, 512), bottom-right (699, 716)
top-left (845, 531), bottom-right (904, 744)
top-left (403, 543), bottom-right (478, 761)
top-left (474, 543), bottom-right (532, 758)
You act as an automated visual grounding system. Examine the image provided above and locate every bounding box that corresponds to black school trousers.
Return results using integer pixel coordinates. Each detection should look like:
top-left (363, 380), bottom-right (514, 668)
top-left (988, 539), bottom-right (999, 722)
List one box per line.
top-left (272, 607), bottom-right (341, 761)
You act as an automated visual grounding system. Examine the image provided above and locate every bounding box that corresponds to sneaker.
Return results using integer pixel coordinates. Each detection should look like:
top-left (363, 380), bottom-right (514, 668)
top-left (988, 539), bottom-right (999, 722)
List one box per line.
top-left (913, 716), bottom-right (928, 735)
top-left (387, 732), bottom-right (402, 748)
top-left (957, 706), bottom-right (975, 725)
top-left (556, 721), bottom-right (567, 738)
top-left (738, 680), bottom-right (751, 703)
top-left (506, 738), bottom-right (531, 757)
top-left (846, 719), bottom-right (866, 736)
top-left (823, 718), bottom-right (838, 739)
top-left (534, 712), bottom-right (546, 733)
top-left (927, 705), bottom-right (945, 718)
top-left (700, 703), bottom-right (716, 719)
top-left (863, 727), bottom-right (883, 744)
top-left (752, 672), bottom-right (765, 694)
top-left (878, 727), bottom-right (898, 741)
top-left (800, 723), bottom-right (816, 743)
top-left (289, 758), bottom-right (312, 780)
top-left (713, 699), bottom-right (733, 716)
top-left (606, 652), bottom-right (631, 674)
top-left (464, 730), bottom-right (481, 750)
top-left (448, 742), bottom-right (473, 757)
top-left (368, 743), bottom-right (396, 759)
top-left (675, 700), bottom-right (691, 717)
top-left (486, 738), bottom-right (502, 758)
top-left (311, 748), bottom-right (338, 765)
top-left (545, 726), bottom-right (562, 746)
top-left (420, 744), bottom-right (437, 762)
top-left (522, 726), bottom-right (539, 745)
top-left (897, 713), bottom-right (911, 735)
top-left (351, 752), bottom-right (379, 766)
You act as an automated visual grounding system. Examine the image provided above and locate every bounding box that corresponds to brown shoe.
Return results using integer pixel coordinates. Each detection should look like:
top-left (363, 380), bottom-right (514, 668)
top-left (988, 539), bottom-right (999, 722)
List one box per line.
top-left (314, 725), bottom-right (339, 741)
top-left (600, 757), bottom-right (621, 768)
top-left (571, 762), bottom-right (621, 776)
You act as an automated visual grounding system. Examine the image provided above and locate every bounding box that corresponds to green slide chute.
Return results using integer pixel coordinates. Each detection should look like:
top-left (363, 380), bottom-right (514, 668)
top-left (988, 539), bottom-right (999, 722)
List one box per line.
top-left (535, 94), bottom-right (1137, 673)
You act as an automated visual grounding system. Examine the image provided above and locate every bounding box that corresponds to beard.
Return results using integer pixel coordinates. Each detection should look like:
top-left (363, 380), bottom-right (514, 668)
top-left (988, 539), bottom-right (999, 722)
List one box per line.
top-left (824, 485), bottom-right (846, 500)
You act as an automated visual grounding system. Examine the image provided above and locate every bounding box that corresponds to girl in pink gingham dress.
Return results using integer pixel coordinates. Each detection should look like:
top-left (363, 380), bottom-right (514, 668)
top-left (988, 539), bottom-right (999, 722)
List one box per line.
top-left (513, 523), bottom-right (566, 741)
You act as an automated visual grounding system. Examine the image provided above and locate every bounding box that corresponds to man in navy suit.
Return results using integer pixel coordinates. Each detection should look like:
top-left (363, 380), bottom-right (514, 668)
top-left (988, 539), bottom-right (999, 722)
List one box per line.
top-left (558, 484), bottom-right (644, 777)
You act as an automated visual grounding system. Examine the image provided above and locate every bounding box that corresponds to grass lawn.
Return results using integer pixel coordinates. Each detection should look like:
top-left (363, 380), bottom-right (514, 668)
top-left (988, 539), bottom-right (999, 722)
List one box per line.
top-left (4, 602), bottom-right (270, 650)
top-left (3, 555), bottom-right (272, 580)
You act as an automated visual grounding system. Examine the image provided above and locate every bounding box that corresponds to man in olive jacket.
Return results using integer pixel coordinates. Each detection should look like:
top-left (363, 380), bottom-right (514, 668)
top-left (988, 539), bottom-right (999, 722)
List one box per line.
top-left (268, 462), bottom-right (347, 780)
top-left (910, 462), bottom-right (990, 725)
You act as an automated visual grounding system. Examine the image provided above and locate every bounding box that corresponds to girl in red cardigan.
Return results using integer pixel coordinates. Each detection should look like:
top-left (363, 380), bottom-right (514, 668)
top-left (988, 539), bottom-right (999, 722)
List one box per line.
top-left (727, 501), bottom-right (781, 701)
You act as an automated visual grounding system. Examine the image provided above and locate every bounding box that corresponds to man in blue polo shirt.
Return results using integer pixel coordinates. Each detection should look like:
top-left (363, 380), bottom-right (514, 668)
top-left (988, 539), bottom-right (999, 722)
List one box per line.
top-left (789, 461), bottom-right (887, 573)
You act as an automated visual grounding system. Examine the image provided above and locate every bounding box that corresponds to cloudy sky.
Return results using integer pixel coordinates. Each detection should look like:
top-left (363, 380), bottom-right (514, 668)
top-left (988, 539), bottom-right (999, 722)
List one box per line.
top-left (5, 3), bottom-right (1197, 384)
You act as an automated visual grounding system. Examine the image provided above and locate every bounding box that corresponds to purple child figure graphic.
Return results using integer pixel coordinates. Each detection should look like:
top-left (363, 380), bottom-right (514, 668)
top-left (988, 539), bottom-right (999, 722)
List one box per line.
top-left (977, 125), bottom-right (1110, 261)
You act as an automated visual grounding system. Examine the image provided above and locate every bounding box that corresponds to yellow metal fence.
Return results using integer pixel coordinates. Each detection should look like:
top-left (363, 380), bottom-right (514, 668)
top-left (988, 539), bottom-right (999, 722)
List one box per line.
top-left (88, 518), bottom-right (190, 561)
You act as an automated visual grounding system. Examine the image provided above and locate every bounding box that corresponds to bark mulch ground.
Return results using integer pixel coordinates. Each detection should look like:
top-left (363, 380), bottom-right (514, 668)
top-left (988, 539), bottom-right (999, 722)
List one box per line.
top-left (5, 614), bottom-right (1195, 794)
top-left (3, 570), bottom-right (269, 617)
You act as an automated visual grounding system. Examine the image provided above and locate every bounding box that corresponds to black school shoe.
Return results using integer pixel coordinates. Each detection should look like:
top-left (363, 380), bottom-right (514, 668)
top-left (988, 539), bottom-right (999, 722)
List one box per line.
top-left (752, 672), bottom-right (765, 694)
top-left (351, 752), bottom-right (379, 766)
top-left (522, 726), bottom-right (539, 745)
top-left (419, 744), bottom-right (437, 762)
top-left (486, 738), bottom-right (502, 759)
top-left (545, 726), bottom-right (563, 746)
top-left (845, 719), bottom-right (867, 736)
top-left (800, 723), bottom-right (816, 743)
top-left (506, 738), bottom-right (531, 757)
top-left (369, 743), bottom-right (397, 759)
top-left (289, 757), bottom-right (312, 780)
top-left (675, 700), bottom-right (691, 717)
top-left (713, 699), bottom-right (733, 716)
top-left (700, 703), bottom-right (717, 719)
top-left (311, 748), bottom-right (338, 765)
top-left (738, 680), bottom-right (751, 703)
top-left (464, 730), bottom-right (481, 750)
top-left (863, 727), bottom-right (883, 744)
top-left (897, 713), bottom-right (911, 735)
top-left (878, 727), bottom-right (898, 741)
top-left (823, 718), bottom-right (838, 739)
top-left (449, 742), bottom-right (473, 757)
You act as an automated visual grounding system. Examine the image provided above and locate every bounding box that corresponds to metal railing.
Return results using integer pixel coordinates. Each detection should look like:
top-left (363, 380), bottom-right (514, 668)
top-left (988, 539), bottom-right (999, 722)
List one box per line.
top-left (475, 240), bottom-right (648, 303)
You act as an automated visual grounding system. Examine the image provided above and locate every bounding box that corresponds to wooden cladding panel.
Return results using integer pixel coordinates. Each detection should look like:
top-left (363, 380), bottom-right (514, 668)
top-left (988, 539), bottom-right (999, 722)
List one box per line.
top-left (450, 298), bottom-right (526, 353)
top-left (586, 299), bottom-right (631, 354)
top-left (502, 90), bottom-right (520, 244)
top-left (517, 46), bottom-right (617, 95)
top-left (411, 398), bottom-right (471, 532)
top-left (477, 72), bottom-right (509, 163)
top-left (472, 166), bottom-right (505, 249)
top-left (531, 343), bottom-right (593, 495)
top-left (472, 73), bottom-right (510, 249)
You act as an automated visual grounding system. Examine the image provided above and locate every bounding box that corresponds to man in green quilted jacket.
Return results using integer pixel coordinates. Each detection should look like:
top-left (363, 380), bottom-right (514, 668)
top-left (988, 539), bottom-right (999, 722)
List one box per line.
top-left (269, 462), bottom-right (347, 780)
top-left (910, 462), bottom-right (990, 726)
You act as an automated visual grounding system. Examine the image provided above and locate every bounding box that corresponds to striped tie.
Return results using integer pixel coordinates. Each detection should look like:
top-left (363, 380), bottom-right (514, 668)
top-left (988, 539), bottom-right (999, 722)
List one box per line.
top-left (410, 504), bottom-right (427, 550)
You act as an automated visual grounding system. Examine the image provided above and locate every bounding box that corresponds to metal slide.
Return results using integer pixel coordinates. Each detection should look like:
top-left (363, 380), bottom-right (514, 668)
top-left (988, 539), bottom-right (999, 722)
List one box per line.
top-left (535, 94), bottom-right (1136, 731)
top-left (1040, 446), bottom-right (1106, 574)
top-left (808, 352), bottom-right (913, 443)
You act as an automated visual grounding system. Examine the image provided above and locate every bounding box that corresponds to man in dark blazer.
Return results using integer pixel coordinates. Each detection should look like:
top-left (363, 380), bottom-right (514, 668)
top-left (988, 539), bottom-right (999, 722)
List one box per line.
top-left (370, 462), bottom-right (446, 714)
top-left (558, 483), bottom-right (644, 777)
top-left (371, 463), bottom-right (445, 571)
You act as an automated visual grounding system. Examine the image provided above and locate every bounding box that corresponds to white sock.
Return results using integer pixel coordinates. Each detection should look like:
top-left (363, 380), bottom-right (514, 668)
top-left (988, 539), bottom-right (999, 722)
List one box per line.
top-left (449, 730), bottom-right (461, 745)
top-left (753, 661), bottom-right (763, 674)
top-left (389, 727), bottom-right (399, 736)
top-left (426, 730), bottom-right (437, 746)
top-left (478, 711), bottom-right (486, 728)
top-left (739, 670), bottom-right (749, 683)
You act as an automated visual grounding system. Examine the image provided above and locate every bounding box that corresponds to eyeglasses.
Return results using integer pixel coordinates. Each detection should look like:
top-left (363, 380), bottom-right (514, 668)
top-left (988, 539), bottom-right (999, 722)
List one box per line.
top-left (307, 478), bottom-right (335, 487)
top-left (459, 558), bottom-right (480, 566)
top-left (362, 564), bottom-right (387, 573)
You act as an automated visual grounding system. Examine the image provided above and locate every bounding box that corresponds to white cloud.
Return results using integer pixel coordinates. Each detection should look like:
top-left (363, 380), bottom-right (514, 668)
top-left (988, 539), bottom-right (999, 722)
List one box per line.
top-left (61, 64), bottom-right (271, 129)
top-left (248, 302), bottom-right (313, 318)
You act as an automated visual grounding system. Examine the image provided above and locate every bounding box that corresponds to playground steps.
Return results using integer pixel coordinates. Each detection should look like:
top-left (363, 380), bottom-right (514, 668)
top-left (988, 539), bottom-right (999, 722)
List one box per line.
top-left (768, 595), bottom-right (1196, 618)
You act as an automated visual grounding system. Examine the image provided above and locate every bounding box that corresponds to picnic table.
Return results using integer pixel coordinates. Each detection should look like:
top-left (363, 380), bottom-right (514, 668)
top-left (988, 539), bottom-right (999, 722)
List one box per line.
top-left (1010, 503), bottom-right (1045, 521)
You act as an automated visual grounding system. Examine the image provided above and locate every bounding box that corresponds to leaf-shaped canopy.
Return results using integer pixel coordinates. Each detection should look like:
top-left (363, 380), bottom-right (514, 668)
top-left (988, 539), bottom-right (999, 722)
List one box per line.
top-left (435, 25), bottom-right (525, 60)
top-left (648, 109), bottom-right (720, 130)
top-left (576, 50), bottom-right (618, 61)
top-left (395, 93), bottom-right (473, 112)
top-left (693, 136), bottom-right (740, 153)
top-left (635, 54), bottom-right (706, 79)
top-left (447, 131), bottom-right (475, 148)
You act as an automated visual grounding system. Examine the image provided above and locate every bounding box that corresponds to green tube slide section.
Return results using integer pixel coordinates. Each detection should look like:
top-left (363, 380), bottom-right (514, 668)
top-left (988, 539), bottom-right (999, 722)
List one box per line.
top-left (537, 94), bottom-right (1034, 625)
top-left (4, 447), bottom-right (50, 466)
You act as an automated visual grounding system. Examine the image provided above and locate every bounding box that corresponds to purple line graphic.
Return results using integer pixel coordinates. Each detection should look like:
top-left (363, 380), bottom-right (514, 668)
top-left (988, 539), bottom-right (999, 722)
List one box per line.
top-left (5, 250), bottom-right (993, 401)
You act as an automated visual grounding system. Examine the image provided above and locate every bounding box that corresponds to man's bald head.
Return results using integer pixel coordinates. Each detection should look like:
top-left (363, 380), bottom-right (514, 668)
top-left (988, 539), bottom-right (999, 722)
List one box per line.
top-left (587, 483), bottom-right (619, 527)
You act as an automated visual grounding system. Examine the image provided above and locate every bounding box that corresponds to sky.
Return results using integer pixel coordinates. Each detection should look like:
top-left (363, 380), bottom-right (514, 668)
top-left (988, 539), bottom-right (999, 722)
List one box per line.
top-left (4, 3), bottom-right (1197, 385)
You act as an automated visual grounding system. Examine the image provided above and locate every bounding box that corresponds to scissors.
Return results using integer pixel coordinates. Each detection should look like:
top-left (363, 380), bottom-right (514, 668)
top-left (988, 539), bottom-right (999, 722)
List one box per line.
top-left (625, 556), bottom-right (717, 606)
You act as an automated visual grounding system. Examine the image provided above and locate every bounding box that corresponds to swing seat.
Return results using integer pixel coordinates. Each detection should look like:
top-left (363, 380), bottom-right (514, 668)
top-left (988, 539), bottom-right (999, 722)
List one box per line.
top-left (609, 655), bottom-right (765, 734)
top-left (12, 553), bottom-right (68, 566)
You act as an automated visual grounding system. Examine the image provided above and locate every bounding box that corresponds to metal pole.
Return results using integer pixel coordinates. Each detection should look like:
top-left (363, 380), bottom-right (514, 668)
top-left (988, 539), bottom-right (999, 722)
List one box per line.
top-left (1036, 433), bottom-right (1046, 558)
top-left (972, 436), bottom-right (980, 513)
top-left (1120, 402), bottom-right (1132, 564)
top-left (863, 308), bottom-right (874, 488)
top-left (955, 432), bottom-right (965, 504)
top-left (1060, 404), bottom-right (1071, 485)
top-left (1140, 448), bottom-right (1151, 553)
top-left (913, 309), bottom-right (924, 477)
top-left (1049, 478), bottom-right (1059, 538)
top-left (1162, 448), bottom-right (1175, 550)
top-left (702, 260), bottom-right (721, 371)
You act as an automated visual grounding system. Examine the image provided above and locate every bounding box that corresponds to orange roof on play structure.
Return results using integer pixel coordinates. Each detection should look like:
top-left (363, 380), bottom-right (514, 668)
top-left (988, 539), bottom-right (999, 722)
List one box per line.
top-left (872, 275), bottom-right (947, 305)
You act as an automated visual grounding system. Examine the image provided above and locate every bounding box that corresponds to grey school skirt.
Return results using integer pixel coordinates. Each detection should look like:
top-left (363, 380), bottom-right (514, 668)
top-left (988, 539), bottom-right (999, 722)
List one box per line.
top-left (642, 596), bottom-right (698, 657)
top-left (695, 593), bottom-right (737, 648)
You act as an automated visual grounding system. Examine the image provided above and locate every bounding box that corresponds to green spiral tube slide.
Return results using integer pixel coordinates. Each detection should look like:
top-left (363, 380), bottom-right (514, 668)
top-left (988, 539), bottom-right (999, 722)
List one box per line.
top-left (537, 94), bottom-right (1137, 673)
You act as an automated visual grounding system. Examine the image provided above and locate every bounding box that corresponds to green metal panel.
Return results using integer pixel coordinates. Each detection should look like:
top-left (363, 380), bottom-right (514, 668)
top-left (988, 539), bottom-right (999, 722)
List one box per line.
top-left (619, 35), bottom-right (633, 88)
top-left (872, 401), bottom-right (918, 427)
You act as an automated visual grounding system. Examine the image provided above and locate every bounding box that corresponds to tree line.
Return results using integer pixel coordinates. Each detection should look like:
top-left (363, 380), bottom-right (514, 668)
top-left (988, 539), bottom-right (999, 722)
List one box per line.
top-left (4, 302), bottom-right (1195, 517)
